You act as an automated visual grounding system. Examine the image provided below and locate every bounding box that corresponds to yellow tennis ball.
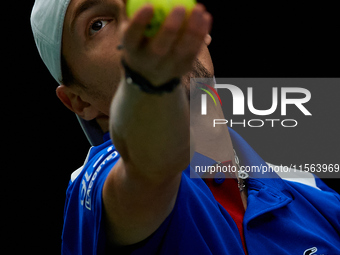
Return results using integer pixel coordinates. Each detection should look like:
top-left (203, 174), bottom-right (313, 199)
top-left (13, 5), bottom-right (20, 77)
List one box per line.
top-left (126, 0), bottom-right (196, 37)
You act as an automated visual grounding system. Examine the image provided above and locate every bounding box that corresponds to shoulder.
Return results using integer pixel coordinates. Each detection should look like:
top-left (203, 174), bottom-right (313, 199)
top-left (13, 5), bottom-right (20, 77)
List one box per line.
top-left (69, 141), bottom-right (119, 183)
top-left (62, 140), bottom-right (120, 253)
top-left (71, 141), bottom-right (120, 210)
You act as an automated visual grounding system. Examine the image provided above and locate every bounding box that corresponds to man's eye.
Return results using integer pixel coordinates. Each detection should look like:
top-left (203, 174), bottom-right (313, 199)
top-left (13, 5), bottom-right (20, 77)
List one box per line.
top-left (89, 20), bottom-right (109, 36)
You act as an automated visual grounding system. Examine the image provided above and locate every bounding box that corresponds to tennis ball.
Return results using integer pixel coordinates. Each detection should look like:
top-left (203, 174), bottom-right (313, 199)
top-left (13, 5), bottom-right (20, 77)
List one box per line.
top-left (126, 0), bottom-right (196, 37)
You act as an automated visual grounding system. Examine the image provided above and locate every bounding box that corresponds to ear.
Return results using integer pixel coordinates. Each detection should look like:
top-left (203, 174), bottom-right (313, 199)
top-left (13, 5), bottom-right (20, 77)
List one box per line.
top-left (56, 85), bottom-right (99, 121)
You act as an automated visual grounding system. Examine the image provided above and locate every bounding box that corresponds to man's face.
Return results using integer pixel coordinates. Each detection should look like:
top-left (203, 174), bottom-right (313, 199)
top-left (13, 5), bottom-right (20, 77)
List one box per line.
top-left (61, 0), bottom-right (214, 121)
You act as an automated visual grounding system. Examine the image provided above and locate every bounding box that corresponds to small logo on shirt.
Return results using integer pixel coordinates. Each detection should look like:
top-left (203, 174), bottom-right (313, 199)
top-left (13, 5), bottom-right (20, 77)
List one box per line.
top-left (303, 247), bottom-right (318, 255)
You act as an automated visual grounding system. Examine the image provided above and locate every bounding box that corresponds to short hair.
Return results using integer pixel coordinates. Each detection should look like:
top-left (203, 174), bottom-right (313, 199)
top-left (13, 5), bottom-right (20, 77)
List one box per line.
top-left (61, 53), bottom-right (75, 87)
top-left (60, 53), bottom-right (87, 90)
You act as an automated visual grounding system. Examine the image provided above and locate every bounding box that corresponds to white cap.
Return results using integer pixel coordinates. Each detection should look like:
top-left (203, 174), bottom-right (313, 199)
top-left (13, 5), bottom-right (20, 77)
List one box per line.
top-left (31, 0), bottom-right (72, 84)
top-left (31, 0), bottom-right (105, 146)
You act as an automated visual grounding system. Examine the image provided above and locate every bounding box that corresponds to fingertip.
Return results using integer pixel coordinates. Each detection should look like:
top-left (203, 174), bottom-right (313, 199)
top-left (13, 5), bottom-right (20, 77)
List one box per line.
top-left (124, 5), bottom-right (154, 51)
top-left (193, 3), bottom-right (206, 12)
top-left (171, 6), bottom-right (187, 17)
top-left (132, 4), bottom-right (154, 22)
top-left (166, 6), bottom-right (186, 26)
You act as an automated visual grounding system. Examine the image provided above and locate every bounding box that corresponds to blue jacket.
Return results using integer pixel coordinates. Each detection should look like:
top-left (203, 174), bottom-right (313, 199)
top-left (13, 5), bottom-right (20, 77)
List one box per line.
top-left (62, 129), bottom-right (340, 254)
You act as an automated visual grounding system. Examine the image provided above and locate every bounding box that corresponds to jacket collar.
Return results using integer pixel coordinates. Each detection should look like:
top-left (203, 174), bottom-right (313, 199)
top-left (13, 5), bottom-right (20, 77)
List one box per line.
top-left (228, 128), bottom-right (294, 222)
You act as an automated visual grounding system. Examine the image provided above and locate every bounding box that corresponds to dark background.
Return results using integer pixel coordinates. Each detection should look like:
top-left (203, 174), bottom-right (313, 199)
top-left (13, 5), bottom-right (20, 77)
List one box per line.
top-left (5, 0), bottom-right (339, 252)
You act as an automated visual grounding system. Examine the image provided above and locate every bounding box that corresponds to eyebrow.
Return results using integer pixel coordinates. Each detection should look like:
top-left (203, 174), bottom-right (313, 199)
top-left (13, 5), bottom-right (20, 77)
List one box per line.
top-left (70, 0), bottom-right (105, 32)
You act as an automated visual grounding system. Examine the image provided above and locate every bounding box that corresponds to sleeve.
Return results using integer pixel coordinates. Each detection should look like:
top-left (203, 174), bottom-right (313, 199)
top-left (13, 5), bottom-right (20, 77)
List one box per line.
top-left (62, 148), bottom-right (120, 255)
top-left (83, 150), bottom-right (120, 254)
